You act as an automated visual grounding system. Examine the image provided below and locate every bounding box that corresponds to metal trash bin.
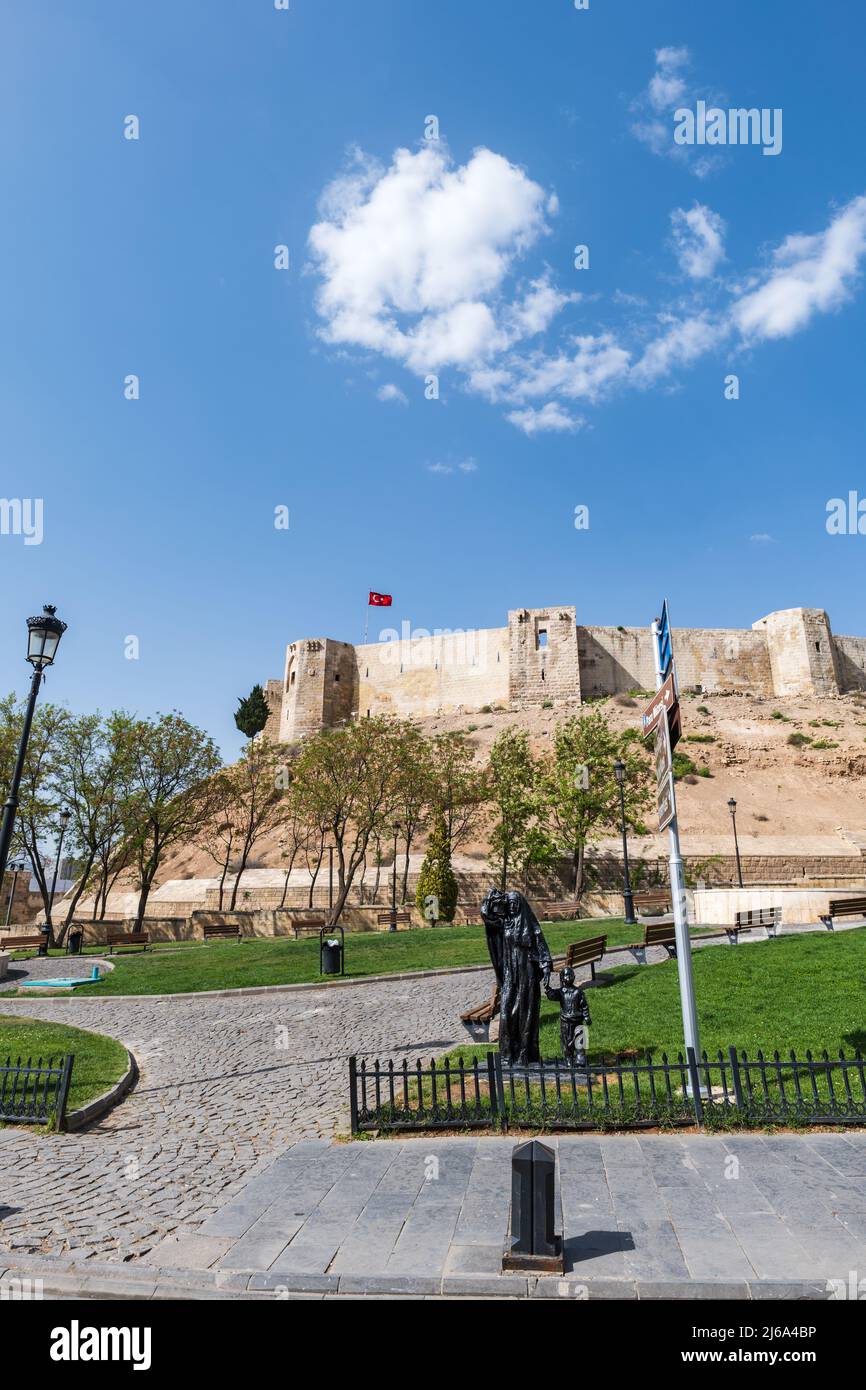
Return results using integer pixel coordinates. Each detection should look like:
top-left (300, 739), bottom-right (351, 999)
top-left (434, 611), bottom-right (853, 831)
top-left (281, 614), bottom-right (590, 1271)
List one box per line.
top-left (67, 928), bottom-right (83, 956)
top-left (321, 937), bottom-right (342, 975)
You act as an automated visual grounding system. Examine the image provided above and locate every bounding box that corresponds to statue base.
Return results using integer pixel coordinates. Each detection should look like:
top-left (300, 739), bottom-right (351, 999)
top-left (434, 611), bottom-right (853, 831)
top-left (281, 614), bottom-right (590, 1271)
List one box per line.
top-left (502, 1235), bottom-right (564, 1275)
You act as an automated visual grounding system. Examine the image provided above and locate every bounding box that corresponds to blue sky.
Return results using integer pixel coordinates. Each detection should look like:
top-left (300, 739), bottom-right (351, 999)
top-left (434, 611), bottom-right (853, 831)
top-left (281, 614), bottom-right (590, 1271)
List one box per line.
top-left (1, 0), bottom-right (864, 759)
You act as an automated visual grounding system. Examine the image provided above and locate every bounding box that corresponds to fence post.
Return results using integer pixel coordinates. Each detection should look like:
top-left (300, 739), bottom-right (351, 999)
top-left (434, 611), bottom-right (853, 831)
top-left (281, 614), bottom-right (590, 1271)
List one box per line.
top-left (486, 1052), bottom-right (498, 1124)
top-left (56, 1055), bottom-right (74, 1131)
top-left (490, 1052), bottom-right (507, 1131)
top-left (348, 1055), bottom-right (359, 1135)
top-left (727, 1045), bottom-right (745, 1114)
top-left (686, 1046), bottom-right (704, 1126)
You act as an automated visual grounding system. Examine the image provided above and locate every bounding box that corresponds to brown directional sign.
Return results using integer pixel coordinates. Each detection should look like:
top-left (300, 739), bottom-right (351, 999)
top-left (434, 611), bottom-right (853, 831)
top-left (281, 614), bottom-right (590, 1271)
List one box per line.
top-left (654, 709), bottom-right (676, 832)
top-left (642, 672), bottom-right (676, 737)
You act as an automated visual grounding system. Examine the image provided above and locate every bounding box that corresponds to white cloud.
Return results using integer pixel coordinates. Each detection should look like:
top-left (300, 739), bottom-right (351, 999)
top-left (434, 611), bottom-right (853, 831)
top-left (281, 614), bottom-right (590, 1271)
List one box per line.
top-left (631, 313), bottom-right (725, 386)
top-left (427, 457), bottom-right (478, 475)
top-left (732, 195), bottom-right (866, 340)
top-left (631, 46), bottom-right (720, 177)
top-left (649, 46), bottom-right (690, 111)
top-left (506, 403), bottom-right (585, 435)
top-left (750, 533), bottom-right (775, 543)
top-left (670, 203), bottom-right (726, 278)
top-left (309, 143), bottom-right (553, 374)
top-left (308, 144), bottom-right (866, 433)
top-left (377, 382), bottom-right (408, 405)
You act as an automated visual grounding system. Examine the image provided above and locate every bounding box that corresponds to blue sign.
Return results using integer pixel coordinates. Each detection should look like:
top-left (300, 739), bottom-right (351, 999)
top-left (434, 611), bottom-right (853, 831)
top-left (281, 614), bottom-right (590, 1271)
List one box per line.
top-left (657, 599), bottom-right (673, 677)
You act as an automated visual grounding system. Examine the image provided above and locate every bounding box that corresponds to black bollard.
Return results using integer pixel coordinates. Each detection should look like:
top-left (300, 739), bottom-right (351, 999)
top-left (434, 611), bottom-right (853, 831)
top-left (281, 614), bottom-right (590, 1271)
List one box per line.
top-left (502, 1139), bottom-right (564, 1273)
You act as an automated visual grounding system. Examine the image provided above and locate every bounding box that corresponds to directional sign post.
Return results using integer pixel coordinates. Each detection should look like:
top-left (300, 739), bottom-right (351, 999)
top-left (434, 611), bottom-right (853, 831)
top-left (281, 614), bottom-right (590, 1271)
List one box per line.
top-left (651, 603), bottom-right (701, 1065)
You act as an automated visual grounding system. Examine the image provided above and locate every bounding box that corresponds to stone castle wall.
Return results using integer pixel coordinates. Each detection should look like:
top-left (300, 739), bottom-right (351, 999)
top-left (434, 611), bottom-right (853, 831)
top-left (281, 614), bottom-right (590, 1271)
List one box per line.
top-left (269, 605), bottom-right (866, 741)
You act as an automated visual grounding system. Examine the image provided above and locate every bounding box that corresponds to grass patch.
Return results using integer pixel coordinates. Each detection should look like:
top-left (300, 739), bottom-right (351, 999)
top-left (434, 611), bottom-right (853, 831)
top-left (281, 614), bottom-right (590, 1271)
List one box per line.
top-left (0, 1015), bottom-right (129, 1116)
top-left (448, 930), bottom-right (866, 1066)
top-left (683, 733), bottom-right (716, 744)
top-left (30, 918), bottom-right (722, 998)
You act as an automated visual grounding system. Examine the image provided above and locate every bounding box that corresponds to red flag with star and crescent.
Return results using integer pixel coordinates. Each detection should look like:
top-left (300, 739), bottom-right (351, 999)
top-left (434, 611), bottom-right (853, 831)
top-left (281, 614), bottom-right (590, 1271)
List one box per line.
top-left (368, 591), bottom-right (392, 606)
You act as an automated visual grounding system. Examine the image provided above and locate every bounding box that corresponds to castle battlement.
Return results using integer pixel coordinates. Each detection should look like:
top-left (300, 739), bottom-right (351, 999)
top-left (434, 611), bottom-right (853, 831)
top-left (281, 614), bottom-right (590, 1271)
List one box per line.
top-left (264, 606), bottom-right (866, 742)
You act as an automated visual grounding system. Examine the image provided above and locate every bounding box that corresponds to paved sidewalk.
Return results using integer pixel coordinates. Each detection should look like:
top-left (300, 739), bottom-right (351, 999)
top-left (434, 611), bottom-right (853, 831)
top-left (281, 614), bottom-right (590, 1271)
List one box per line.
top-left (142, 1130), bottom-right (866, 1296)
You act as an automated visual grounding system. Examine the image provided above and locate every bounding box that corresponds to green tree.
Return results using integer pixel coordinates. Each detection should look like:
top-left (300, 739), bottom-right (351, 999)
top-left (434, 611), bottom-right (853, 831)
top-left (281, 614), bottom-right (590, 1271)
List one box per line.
top-left (50, 711), bottom-right (137, 942)
top-left (486, 727), bottom-right (540, 888)
top-left (202, 739), bottom-right (286, 910)
top-left (122, 712), bottom-right (222, 931)
top-left (429, 731), bottom-right (486, 856)
top-left (290, 715), bottom-right (404, 925)
top-left (415, 810), bottom-right (458, 924)
top-left (538, 710), bottom-right (652, 900)
top-left (234, 685), bottom-right (270, 741)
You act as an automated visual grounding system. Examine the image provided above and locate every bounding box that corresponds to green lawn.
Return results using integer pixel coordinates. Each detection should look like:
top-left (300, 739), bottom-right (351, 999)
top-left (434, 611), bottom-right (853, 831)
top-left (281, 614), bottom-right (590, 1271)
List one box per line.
top-left (30, 917), bottom-right (652, 996)
top-left (0, 1015), bottom-right (129, 1116)
top-left (449, 930), bottom-right (866, 1064)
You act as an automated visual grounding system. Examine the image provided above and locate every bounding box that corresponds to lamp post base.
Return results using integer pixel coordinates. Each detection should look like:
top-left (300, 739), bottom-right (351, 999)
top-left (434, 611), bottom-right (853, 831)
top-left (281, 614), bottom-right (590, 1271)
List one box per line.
top-left (623, 889), bottom-right (637, 926)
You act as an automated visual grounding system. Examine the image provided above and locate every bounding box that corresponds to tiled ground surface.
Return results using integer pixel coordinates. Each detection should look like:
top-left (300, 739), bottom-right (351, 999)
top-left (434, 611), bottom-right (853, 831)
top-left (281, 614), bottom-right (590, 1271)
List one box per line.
top-left (148, 1131), bottom-right (866, 1287)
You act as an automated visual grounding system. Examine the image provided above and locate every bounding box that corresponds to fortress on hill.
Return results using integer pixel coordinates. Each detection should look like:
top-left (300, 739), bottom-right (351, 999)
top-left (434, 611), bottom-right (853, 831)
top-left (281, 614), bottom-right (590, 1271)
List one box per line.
top-left (263, 605), bottom-right (866, 743)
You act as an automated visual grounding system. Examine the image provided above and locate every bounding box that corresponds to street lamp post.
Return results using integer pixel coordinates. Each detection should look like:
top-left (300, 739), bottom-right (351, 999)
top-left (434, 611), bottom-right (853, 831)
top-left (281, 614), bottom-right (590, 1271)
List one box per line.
top-left (614, 759), bottom-right (637, 926)
top-left (4, 858), bottom-right (26, 926)
top-left (48, 807), bottom-right (72, 929)
top-left (0, 606), bottom-right (67, 890)
top-left (728, 798), bottom-right (744, 889)
top-left (328, 845), bottom-right (334, 914)
top-left (389, 824), bottom-right (400, 931)
top-left (278, 835), bottom-right (291, 910)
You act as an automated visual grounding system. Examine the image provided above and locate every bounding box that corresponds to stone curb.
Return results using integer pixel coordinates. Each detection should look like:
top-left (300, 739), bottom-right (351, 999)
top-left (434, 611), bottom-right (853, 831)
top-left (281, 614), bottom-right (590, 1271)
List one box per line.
top-left (0, 960), bottom-right (497, 1004)
top-left (64, 1048), bottom-right (138, 1132)
top-left (0, 1254), bottom-right (836, 1301)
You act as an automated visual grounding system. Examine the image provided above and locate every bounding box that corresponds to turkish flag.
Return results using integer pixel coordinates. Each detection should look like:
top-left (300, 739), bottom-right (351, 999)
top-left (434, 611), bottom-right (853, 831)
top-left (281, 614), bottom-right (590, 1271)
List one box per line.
top-left (369, 591), bottom-right (392, 606)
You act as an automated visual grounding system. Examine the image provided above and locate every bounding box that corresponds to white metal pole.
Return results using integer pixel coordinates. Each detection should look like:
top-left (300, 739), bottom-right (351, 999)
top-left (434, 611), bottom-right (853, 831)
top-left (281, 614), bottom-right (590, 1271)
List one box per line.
top-left (651, 619), bottom-right (701, 1060)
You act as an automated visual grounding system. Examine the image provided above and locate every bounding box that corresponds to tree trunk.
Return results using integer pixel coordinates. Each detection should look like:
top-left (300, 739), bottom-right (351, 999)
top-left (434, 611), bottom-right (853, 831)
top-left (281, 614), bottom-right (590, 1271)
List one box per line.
top-left (401, 839), bottom-right (412, 904)
top-left (218, 856), bottom-right (230, 911)
top-left (58, 852), bottom-right (98, 945)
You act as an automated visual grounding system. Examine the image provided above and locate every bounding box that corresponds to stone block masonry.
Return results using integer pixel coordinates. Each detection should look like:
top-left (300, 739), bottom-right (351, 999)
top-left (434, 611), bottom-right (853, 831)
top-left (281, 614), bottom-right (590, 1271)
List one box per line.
top-left (268, 605), bottom-right (866, 741)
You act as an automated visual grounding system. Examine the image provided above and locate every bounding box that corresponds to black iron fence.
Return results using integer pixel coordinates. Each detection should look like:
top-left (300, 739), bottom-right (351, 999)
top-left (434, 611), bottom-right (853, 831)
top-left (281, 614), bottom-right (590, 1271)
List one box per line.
top-left (0, 1055), bottom-right (74, 1128)
top-left (349, 1046), bottom-right (866, 1134)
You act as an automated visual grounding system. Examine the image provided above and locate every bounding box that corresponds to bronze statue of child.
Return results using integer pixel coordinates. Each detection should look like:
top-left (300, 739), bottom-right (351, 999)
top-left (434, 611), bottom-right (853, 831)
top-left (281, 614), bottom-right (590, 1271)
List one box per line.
top-left (543, 966), bottom-right (592, 1068)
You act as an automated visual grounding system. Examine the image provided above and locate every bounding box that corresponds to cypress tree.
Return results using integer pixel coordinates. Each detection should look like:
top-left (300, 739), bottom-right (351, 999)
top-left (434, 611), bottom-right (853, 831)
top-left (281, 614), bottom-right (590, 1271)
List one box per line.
top-left (415, 810), bottom-right (458, 924)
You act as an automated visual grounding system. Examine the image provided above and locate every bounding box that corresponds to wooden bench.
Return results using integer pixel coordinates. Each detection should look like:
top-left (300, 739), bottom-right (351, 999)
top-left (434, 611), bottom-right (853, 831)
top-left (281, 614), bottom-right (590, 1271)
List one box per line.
top-left (633, 890), bottom-right (673, 919)
top-left (460, 983), bottom-right (500, 1041)
top-left (202, 923), bottom-right (243, 943)
top-left (734, 906), bottom-right (782, 939)
top-left (106, 928), bottom-right (149, 954)
top-left (538, 902), bottom-right (581, 923)
top-left (621, 921), bottom-right (677, 965)
top-left (377, 910), bottom-right (412, 929)
top-left (0, 932), bottom-right (46, 957)
top-left (552, 934), bottom-right (607, 981)
top-left (291, 917), bottom-right (326, 940)
top-left (820, 897), bottom-right (866, 931)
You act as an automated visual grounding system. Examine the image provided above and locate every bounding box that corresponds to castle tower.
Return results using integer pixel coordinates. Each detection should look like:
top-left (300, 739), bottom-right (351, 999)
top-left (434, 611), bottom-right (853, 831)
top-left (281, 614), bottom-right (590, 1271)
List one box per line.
top-left (752, 608), bottom-right (841, 697)
top-left (508, 606), bottom-right (581, 708)
top-left (279, 638), bottom-right (355, 742)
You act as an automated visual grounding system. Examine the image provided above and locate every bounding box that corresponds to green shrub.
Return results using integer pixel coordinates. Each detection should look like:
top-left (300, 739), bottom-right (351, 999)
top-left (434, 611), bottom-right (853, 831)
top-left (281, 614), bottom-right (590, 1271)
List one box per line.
top-left (787, 732), bottom-right (812, 747)
top-left (684, 733), bottom-right (716, 744)
top-left (415, 812), bottom-right (458, 924)
top-left (696, 706), bottom-right (711, 716)
top-left (771, 711), bottom-right (791, 722)
top-left (811, 739), bottom-right (838, 750)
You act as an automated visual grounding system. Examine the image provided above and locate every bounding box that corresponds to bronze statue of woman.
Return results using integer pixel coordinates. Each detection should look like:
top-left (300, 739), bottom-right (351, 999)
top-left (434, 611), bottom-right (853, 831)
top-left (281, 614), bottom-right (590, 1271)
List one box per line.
top-left (480, 888), bottom-right (553, 1065)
